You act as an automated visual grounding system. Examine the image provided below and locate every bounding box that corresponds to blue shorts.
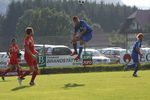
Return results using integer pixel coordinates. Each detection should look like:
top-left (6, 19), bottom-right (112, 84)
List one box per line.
top-left (80, 32), bottom-right (92, 42)
top-left (131, 53), bottom-right (139, 63)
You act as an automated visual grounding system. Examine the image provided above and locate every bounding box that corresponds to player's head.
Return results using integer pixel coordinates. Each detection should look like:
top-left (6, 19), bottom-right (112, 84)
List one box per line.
top-left (25, 27), bottom-right (34, 36)
top-left (73, 16), bottom-right (80, 25)
top-left (136, 33), bottom-right (144, 41)
top-left (11, 38), bottom-right (17, 45)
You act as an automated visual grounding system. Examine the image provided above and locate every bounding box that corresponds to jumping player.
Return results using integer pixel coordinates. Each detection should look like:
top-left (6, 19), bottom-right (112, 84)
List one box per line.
top-left (70, 16), bottom-right (93, 60)
top-left (1, 38), bottom-right (21, 80)
top-left (18, 27), bottom-right (39, 85)
top-left (124, 33), bottom-right (144, 77)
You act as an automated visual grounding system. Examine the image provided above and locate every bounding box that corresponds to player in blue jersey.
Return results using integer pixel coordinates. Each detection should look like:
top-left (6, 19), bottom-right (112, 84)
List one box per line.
top-left (70, 16), bottom-right (93, 60)
top-left (124, 33), bottom-right (144, 77)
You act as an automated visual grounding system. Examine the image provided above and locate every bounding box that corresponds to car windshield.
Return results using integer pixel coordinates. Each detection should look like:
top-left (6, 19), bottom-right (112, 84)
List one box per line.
top-left (52, 47), bottom-right (72, 55)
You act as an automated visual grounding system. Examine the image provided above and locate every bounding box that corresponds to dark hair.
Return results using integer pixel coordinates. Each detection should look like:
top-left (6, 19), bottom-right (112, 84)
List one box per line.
top-left (11, 38), bottom-right (16, 42)
top-left (25, 27), bottom-right (33, 35)
top-left (73, 16), bottom-right (79, 20)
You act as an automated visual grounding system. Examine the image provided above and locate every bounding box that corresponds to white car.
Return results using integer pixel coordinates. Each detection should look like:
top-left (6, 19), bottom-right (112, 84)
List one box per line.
top-left (97, 48), bottom-right (126, 63)
top-left (81, 49), bottom-right (111, 64)
top-left (34, 44), bottom-right (72, 55)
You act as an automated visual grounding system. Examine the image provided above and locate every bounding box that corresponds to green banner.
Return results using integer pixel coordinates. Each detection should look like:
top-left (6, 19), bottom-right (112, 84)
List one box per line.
top-left (82, 54), bottom-right (92, 60)
top-left (37, 56), bottom-right (46, 67)
top-left (82, 53), bottom-right (93, 65)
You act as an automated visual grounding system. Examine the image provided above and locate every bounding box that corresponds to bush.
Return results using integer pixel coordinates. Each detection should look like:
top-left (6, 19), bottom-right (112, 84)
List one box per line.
top-left (40, 63), bottom-right (150, 74)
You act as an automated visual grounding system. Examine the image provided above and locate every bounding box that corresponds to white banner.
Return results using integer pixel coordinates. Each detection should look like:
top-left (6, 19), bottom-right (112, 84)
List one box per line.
top-left (46, 56), bottom-right (83, 67)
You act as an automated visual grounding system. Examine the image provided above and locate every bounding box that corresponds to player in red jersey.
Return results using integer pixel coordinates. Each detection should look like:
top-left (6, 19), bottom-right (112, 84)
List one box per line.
top-left (18, 27), bottom-right (39, 86)
top-left (1, 38), bottom-right (21, 80)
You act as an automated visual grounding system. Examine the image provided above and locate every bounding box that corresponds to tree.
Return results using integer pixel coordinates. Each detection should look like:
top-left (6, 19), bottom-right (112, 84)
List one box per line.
top-left (16, 8), bottom-right (72, 46)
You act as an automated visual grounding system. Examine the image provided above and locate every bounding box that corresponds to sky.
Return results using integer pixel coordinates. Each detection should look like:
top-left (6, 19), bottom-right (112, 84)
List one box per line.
top-left (122, 0), bottom-right (150, 9)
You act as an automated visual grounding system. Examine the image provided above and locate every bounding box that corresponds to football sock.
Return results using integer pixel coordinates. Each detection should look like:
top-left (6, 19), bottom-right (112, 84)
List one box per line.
top-left (73, 42), bottom-right (77, 53)
top-left (78, 44), bottom-right (84, 57)
top-left (133, 65), bottom-right (139, 75)
top-left (31, 70), bottom-right (38, 82)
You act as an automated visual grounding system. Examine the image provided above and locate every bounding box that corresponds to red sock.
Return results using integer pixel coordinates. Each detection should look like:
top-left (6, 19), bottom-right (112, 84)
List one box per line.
top-left (16, 68), bottom-right (21, 77)
top-left (20, 70), bottom-right (30, 78)
top-left (30, 71), bottom-right (38, 82)
top-left (3, 69), bottom-right (11, 76)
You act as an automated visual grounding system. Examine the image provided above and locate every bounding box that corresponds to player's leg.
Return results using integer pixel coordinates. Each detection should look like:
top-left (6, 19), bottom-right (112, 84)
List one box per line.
top-left (1, 64), bottom-right (13, 80)
top-left (74, 33), bottom-right (92, 60)
top-left (70, 37), bottom-right (80, 56)
top-left (131, 54), bottom-right (140, 77)
top-left (30, 65), bottom-right (39, 86)
top-left (124, 63), bottom-right (136, 71)
top-left (19, 67), bottom-right (31, 79)
top-left (124, 54), bottom-right (137, 71)
top-left (133, 62), bottom-right (140, 77)
top-left (2, 64), bottom-right (13, 75)
top-left (74, 40), bottom-right (85, 60)
top-left (15, 64), bottom-right (21, 77)
top-left (18, 58), bottom-right (32, 85)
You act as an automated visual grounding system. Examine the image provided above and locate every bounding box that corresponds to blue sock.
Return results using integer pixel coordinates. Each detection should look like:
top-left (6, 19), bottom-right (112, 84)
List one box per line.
top-left (78, 46), bottom-right (83, 57)
top-left (127, 64), bottom-right (136, 68)
top-left (133, 66), bottom-right (139, 75)
top-left (73, 42), bottom-right (77, 53)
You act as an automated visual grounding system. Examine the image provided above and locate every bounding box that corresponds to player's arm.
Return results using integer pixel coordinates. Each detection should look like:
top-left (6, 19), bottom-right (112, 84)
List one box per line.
top-left (17, 48), bottom-right (22, 59)
top-left (25, 45), bottom-right (36, 59)
top-left (80, 22), bottom-right (88, 36)
top-left (73, 25), bottom-right (78, 37)
top-left (136, 48), bottom-right (143, 57)
top-left (135, 42), bottom-right (143, 57)
top-left (80, 28), bottom-right (87, 36)
top-left (7, 47), bottom-right (11, 57)
top-left (34, 49), bottom-right (39, 56)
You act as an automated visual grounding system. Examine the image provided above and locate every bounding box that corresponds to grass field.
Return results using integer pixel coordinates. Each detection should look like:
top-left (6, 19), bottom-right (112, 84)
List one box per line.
top-left (0, 70), bottom-right (150, 100)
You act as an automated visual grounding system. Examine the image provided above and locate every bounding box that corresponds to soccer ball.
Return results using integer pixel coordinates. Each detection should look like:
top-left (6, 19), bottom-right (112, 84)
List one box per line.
top-left (78, 0), bottom-right (85, 5)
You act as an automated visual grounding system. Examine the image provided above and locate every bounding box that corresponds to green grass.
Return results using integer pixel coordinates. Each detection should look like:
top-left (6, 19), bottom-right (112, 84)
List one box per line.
top-left (0, 71), bottom-right (150, 100)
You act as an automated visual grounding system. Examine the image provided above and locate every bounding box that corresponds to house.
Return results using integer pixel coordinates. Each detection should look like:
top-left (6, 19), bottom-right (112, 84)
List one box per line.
top-left (120, 10), bottom-right (150, 48)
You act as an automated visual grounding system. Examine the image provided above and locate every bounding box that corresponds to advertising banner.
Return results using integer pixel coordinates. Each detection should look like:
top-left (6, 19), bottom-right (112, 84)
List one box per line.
top-left (120, 53), bottom-right (150, 64)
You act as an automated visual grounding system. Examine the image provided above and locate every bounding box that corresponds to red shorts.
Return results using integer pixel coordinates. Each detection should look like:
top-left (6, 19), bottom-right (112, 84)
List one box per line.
top-left (25, 56), bottom-right (37, 67)
top-left (9, 58), bottom-right (18, 65)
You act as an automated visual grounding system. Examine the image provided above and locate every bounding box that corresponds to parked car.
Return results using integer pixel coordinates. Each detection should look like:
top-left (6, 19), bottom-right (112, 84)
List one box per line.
top-left (34, 44), bottom-right (72, 55)
top-left (81, 49), bottom-right (111, 64)
top-left (97, 48), bottom-right (126, 63)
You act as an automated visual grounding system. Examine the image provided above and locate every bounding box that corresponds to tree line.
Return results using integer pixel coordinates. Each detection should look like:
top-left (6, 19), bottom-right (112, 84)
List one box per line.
top-left (0, 0), bottom-right (137, 50)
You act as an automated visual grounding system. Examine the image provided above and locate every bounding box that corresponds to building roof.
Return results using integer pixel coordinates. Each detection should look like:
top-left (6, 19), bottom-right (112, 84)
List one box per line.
top-left (127, 10), bottom-right (150, 28)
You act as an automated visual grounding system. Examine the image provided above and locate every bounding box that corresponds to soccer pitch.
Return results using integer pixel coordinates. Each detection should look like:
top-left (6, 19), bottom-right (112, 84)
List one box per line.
top-left (0, 71), bottom-right (150, 100)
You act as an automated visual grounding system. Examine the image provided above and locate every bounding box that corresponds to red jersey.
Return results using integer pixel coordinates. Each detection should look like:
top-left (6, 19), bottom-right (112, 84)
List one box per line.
top-left (24, 35), bottom-right (35, 57)
top-left (9, 44), bottom-right (19, 60)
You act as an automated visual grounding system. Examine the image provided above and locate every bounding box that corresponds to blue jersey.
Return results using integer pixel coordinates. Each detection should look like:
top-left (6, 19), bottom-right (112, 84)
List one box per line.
top-left (132, 40), bottom-right (142, 55)
top-left (74, 20), bottom-right (93, 34)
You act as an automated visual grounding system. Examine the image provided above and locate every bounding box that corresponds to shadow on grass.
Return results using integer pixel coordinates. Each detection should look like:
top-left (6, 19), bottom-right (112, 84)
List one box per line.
top-left (11, 85), bottom-right (31, 91)
top-left (63, 83), bottom-right (85, 89)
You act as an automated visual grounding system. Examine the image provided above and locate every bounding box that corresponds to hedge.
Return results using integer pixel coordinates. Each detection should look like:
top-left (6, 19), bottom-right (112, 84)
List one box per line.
top-left (39, 63), bottom-right (150, 74)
